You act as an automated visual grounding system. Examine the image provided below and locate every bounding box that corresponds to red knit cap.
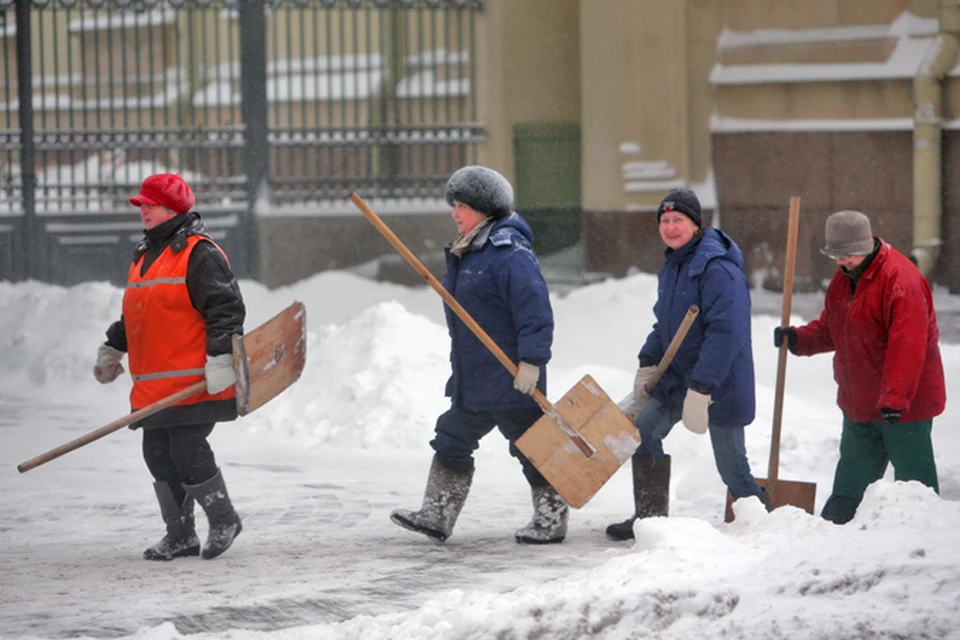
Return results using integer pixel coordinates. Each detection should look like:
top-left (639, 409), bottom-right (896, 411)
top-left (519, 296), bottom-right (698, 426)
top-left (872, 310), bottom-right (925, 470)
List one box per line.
top-left (129, 173), bottom-right (195, 215)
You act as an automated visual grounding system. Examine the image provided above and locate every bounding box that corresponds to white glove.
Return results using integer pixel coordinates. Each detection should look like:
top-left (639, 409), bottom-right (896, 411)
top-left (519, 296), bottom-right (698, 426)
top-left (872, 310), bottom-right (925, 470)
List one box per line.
top-left (93, 344), bottom-right (125, 384)
top-left (632, 366), bottom-right (658, 411)
top-left (681, 389), bottom-right (711, 434)
top-left (205, 353), bottom-right (237, 395)
top-left (513, 361), bottom-right (540, 395)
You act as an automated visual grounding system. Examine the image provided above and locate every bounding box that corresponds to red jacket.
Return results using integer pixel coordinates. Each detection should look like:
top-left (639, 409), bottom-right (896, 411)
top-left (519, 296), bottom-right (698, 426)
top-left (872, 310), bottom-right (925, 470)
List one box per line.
top-left (795, 240), bottom-right (945, 423)
top-left (123, 235), bottom-right (235, 411)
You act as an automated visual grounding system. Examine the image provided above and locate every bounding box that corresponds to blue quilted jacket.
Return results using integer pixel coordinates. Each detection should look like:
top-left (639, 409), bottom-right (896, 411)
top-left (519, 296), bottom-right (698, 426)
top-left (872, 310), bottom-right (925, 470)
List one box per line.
top-left (639, 228), bottom-right (756, 428)
top-left (442, 213), bottom-right (553, 412)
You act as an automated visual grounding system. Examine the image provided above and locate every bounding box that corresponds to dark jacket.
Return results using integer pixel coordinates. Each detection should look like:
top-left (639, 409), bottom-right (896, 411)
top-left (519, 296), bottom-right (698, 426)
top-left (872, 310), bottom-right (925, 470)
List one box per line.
top-left (639, 228), bottom-right (756, 428)
top-left (442, 213), bottom-right (553, 412)
top-left (105, 212), bottom-right (245, 428)
top-left (795, 239), bottom-right (945, 422)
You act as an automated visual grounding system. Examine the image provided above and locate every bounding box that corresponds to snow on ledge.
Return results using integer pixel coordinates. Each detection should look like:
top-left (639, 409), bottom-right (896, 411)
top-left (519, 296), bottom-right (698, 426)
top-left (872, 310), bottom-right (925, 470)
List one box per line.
top-left (711, 115), bottom-right (915, 133)
top-left (711, 11), bottom-right (942, 86)
top-left (67, 9), bottom-right (177, 33)
top-left (717, 11), bottom-right (937, 51)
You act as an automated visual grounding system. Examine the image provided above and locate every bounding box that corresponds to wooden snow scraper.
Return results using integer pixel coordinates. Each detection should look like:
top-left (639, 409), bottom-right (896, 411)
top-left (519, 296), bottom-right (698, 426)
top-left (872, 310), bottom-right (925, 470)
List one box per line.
top-left (17, 301), bottom-right (307, 473)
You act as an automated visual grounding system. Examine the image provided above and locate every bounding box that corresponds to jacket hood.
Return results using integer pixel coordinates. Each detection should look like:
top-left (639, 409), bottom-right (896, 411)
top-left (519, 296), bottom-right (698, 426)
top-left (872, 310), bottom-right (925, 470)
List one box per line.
top-left (686, 228), bottom-right (743, 276)
top-left (466, 211), bottom-right (534, 251)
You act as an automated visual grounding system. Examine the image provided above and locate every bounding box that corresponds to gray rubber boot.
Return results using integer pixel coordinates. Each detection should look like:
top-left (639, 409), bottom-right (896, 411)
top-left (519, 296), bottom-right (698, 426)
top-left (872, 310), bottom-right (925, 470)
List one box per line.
top-left (606, 455), bottom-right (671, 541)
top-left (390, 456), bottom-right (473, 542)
top-left (143, 482), bottom-right (201, 561)
top-left (185, 469), bottom-right (243, 559)
top-left (515, 484), bottom-right (569, 544)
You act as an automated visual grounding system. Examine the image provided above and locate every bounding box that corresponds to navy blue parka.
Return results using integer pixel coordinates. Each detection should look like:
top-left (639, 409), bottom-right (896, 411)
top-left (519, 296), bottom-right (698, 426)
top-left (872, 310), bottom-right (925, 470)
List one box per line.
top-left (638, 227), bottom-right (756, 428)
top-left (442, 212), bottom-right (553, 412)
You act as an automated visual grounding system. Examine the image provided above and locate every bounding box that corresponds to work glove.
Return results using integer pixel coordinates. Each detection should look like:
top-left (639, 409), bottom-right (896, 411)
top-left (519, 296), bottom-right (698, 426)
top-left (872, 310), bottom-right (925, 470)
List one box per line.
top-left (93, 344), bottom-right (125, 384)
top-left (773, 326), bottom-right (798, 354)
top-left (205, 353), bottom-right (237, 395)
top-left (513, 361), bottom-right (540, 395)
top-left (632, 366), bottom-right (658, 411)
top-left (681, 388), bottom-right (711, 434)
top-left (880, 407), bottom-right (902, 424)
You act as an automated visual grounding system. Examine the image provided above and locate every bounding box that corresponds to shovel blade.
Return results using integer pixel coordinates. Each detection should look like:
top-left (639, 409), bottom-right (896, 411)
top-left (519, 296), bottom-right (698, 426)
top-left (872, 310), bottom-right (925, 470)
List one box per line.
top-left (724, 478), bottom-right (817, 523)
top-left (516, 375), bottom-right (640, 509)
top-left (233, 301), bottom-right (308, 416)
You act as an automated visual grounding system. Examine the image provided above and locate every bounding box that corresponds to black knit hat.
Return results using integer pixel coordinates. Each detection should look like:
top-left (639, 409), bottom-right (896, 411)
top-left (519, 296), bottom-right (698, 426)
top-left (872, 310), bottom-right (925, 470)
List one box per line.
top-left (444, 165), bottom-right (514, 219)
top-left (657, 188), bottom-right (702, 227)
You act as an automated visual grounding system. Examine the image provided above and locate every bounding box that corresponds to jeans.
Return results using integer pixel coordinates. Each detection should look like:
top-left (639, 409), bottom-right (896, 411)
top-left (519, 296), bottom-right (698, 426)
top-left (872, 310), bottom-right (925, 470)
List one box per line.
top-left (634, 397), bottom-right (762, 499)
top-left (430, 404), bottom-right (547, 487)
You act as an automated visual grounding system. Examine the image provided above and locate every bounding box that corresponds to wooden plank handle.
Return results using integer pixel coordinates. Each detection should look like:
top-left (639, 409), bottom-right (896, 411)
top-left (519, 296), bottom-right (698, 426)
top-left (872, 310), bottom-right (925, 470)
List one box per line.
top-left (350, 192), bottom-right (595, 458)
top-left (643, 305), bottom-right (699, 394)
top-left (768, 196), bottom-right (801, 483)
top-left (17, 381), bottom-right (207, 473)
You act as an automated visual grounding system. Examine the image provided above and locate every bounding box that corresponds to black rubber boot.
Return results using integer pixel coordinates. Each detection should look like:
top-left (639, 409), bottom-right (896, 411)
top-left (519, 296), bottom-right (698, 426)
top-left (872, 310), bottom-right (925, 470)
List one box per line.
top-left (515, 484), bottom-right (569, 544)
top-left (391, 456), bottom-right (474, 542)
top-left (606, 455), bottom-right (671, 541)
top-left (143, 482), bottom-right (201, 561)
top-left (185, 469), bottom-right (243, 559)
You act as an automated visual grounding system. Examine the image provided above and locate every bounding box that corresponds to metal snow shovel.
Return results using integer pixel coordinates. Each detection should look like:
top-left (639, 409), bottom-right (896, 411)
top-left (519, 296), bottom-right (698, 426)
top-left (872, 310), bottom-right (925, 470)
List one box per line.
top-left (17, 301), bottom-right (307, 473)
top-left (351, 192), bottom-right (639, 508)
top-left (724, 196), bottom-right (816, 522)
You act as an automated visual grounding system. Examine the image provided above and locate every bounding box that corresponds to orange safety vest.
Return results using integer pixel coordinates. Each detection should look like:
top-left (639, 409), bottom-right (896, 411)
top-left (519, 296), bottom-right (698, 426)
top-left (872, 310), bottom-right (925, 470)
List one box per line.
top-left (123, 235), bottom-right (236, 411)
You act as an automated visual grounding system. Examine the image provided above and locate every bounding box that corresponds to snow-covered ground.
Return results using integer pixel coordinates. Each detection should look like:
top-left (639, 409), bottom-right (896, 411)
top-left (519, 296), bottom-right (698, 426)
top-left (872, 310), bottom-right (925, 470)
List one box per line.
top-left (2, 270), bottom-right (959, 640)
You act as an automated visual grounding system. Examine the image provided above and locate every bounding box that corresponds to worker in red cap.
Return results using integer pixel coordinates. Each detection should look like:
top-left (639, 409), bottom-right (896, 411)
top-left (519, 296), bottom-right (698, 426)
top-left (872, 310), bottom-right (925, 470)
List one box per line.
top-left (93, 173), bottom-right (246, 561)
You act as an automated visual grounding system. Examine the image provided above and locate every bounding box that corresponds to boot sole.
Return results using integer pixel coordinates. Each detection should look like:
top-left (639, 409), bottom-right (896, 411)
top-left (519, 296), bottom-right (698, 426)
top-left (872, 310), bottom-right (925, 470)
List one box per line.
top-left (515, 535), bottom-right (565, 545)
top-left (143, 544), bottom-right (201, 561)
top-left (390, 513), bottom-right (447, 542)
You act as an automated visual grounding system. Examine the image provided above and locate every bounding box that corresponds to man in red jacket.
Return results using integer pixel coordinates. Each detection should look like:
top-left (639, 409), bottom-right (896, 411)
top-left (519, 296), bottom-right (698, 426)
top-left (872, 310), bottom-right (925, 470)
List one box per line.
top-left (775, 210), bottom-right (945, 524)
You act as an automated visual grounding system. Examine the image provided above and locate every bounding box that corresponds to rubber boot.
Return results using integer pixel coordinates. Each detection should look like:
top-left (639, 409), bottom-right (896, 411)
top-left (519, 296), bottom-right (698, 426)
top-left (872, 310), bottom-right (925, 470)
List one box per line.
top-left (391, 456), bottom-right (473, 542)
top-left (515, 484), bottom-right (569, 544)
top-left (185, 469), bottom-right (243, 559)
top-left (143, 482), bottom-right (201, 561)
top-left (606, 455), bottom-right (671, 541)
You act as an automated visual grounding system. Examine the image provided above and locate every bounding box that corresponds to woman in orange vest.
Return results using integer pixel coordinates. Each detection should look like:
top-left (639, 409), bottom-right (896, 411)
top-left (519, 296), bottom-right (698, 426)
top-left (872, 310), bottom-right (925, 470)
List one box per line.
top-left (93, 173), bottom-right (245, 561)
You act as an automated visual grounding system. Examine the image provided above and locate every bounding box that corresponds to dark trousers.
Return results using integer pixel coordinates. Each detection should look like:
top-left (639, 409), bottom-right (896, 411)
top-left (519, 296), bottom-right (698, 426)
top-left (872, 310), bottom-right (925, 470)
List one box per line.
top-left (142, 423), bottom-right (218, 504)
top-left (821, 415), bottom-right (938, 524)
top-left (430, 404), bottom-right (547, 487)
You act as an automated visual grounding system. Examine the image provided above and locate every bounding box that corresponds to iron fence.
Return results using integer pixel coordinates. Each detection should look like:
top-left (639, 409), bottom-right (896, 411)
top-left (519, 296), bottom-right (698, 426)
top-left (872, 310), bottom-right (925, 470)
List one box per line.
top-left (0, 0), bottom-right (483, 284)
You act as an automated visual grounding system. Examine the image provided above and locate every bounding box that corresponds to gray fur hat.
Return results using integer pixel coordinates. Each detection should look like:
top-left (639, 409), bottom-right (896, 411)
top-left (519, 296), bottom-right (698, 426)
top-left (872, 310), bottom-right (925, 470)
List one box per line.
top-left (821, 210), bottom-right (874, 257)
top-left (444, 165), bottom-right (514, 219)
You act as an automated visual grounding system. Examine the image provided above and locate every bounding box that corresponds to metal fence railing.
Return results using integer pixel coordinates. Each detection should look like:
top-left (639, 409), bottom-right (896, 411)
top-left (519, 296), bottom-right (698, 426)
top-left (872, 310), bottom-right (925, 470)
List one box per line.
top-left (1, 0), bottom-right (484, 284)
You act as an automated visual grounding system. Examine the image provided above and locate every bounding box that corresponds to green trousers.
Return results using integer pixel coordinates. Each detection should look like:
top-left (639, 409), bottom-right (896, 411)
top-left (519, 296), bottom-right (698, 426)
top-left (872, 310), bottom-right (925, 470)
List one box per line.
top-left (821, 414), bottom-right (939, 525)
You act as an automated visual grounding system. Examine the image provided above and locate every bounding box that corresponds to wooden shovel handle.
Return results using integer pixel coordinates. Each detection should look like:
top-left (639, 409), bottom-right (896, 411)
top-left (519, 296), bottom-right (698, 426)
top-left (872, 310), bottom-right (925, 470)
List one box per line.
top-left (768, 196), bottom-right (801, 483)
top-left (643, 305), bottom-right (699, 394)
top-left (350, 193), bottom-right (594, 458)
top-left (17, 381), bottom-right (207, 473)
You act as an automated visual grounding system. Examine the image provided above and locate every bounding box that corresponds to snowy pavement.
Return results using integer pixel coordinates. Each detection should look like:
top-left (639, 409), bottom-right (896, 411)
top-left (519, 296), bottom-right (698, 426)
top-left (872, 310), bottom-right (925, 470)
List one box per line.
top-left (1, 393), bottom-right (641, 639)
top-left (3, 272), bottom-right (960, 640)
